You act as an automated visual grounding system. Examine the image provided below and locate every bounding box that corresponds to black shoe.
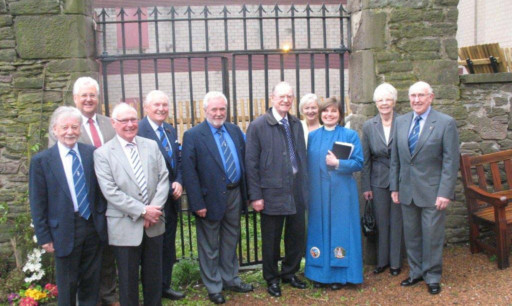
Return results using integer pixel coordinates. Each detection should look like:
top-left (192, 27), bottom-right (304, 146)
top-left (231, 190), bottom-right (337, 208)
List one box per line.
top-left (330, 283), bottom-right (343, 290)
top-left (400, 276), bottom-right (424, 287)
top-left (282, 275), bottom-right (307, 289)
top-left (427, 283), bottom-right (441, 295)
top-left (208, 293), bottom-right (225, 304)
top-left (313, 282), bottom-right (324, 289)
top-left (373, 265), bottom-right (389, 274)
top-left (389, 267), bottom-right (401, 276)
top-left (267, 283), bottom-right (281, 297)
top-left (225, 282), bottom-right (254, 293)
top-left (162, 288), bottom-right (185, 300)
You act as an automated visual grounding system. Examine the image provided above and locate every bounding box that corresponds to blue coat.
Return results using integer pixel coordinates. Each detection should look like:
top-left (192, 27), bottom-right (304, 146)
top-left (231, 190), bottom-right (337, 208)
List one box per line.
top-left (181, 121), bottom-right (248, 221)
top-left (29, 143), bottom-right (107, 257)
top-left (305, 126), bottom-right (364, 284)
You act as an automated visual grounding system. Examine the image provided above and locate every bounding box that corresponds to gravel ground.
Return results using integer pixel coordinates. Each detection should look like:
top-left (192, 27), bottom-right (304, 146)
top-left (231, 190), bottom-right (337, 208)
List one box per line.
top-left (196, 244), bottom-right (512, 305)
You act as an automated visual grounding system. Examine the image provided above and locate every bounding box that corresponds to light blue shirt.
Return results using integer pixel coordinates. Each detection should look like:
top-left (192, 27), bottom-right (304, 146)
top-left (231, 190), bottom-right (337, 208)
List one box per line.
top-left (207, 122), bottom-right (242, 183)
top-left (409, 106), bottom-right (431, 136)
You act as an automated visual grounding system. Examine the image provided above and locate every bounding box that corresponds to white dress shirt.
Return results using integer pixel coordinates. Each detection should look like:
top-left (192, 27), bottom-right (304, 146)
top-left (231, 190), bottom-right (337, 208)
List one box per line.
top-left (57, 141), bottom-right (81, 212)
top-left (82, 114), bottom-right (105, 145)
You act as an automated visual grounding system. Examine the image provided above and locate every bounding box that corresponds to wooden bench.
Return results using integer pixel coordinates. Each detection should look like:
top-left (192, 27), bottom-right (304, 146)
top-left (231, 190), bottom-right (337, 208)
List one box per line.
top-left (460, 149), bottom-right (512, 269)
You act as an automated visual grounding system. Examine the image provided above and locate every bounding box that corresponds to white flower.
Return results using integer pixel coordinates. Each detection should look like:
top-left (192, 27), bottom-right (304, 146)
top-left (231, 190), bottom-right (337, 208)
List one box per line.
top-left (22, 247), bottom-right (46, 283)
top-left (33, 235), bottom-right (38, 243)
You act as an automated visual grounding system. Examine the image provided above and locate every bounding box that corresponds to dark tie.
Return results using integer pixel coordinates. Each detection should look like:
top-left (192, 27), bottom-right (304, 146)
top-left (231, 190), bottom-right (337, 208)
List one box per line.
top-left (88, 118), bottom-right (102, 148)
top-left (408, 116), bottom-right (422, 154)
top-left (280, 117), bottom-right (298, 173)
top-left (68, 149), bottom-right (91, 220)
top-left (157, 126), bottom-right (174, 169)
top-left (126, 143), bottom-right (149, 205)
top-left (217, 129), bottom-right (238, 183)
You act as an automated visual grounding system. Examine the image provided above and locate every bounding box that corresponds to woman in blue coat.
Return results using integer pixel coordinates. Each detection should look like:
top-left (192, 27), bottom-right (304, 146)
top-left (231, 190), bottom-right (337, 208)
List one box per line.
top-left (305, 97), bottom-right (364, 289)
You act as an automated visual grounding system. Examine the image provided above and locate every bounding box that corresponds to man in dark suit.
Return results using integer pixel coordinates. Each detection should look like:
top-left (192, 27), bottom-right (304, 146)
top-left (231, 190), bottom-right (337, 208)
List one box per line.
top-left (245, 81), bottom-right (308, 297)
top-left (30, 106), bottom-right (107, 305)
top-left (137, 90), bottom-right (185, 300)
top-left (48, 77), bottom-right (118, 306)
top-left (182, 91), bottom-right (253, 304)
top-left (390, 81), bottom-right (460, 295)
top-left (94, 103), bottom-right (169, 306)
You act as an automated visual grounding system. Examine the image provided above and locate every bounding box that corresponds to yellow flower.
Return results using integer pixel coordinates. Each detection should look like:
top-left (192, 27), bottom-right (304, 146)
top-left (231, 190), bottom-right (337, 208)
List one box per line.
top-left (24, 288), bottom-right (47, 301)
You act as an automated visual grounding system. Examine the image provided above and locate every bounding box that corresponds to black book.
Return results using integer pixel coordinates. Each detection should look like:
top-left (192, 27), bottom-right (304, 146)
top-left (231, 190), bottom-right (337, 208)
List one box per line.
top-left (331, 141), bottom-right (354, 159)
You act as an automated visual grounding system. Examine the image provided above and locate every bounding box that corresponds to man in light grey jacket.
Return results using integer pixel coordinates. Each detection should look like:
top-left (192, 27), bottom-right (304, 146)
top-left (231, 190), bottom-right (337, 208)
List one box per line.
top-left (390, 81), bottom-right (459, 295)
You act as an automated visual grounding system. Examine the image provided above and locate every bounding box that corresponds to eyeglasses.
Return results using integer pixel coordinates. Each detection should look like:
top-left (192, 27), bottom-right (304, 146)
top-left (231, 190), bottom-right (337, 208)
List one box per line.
top-left (114, 118), bottom-right (138, 124)
top-left (79, 94), bottom-right (97, 99)
top-left (275, 95), bottom-right (294, 101)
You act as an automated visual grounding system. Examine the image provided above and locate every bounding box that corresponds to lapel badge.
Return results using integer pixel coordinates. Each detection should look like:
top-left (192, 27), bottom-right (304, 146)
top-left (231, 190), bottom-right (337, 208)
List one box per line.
top-left (334, 247), bottom-right (346, 259)
top-left (310, 247), bottom-right (320, 258)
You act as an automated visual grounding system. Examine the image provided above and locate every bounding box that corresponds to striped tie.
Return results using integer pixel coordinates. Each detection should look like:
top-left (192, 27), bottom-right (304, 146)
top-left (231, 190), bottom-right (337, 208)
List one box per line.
top-left (408, 116), bottom-right (422, 154)
top-left (68, 149), bottom-right (91, 220)
top-left (157, 126), bottom-right (174, 169)
top-left (126, 143), bottom-right (149, 205)
top-left (217, 129), bottom-right (238, 183)
top-left (280, 117), bottom-right (298, 173)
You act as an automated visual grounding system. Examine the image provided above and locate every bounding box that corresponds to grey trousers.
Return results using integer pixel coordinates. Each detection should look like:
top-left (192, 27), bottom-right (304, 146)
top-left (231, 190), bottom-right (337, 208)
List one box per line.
top-left (372, 186), bottom-right (403, 268)
top-left (401, 202), bottom-right (445, 284)
top-left (195, 187), bottom-right (242, 294)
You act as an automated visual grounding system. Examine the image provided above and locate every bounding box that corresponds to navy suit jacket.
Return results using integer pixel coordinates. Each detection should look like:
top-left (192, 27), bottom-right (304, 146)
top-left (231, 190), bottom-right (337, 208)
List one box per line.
top-left (182, 121), bottom-right (248, 221)
top-left (138, 117), bottom-right (183, 212)
top-left (29, 143), bottom-right (107, 257)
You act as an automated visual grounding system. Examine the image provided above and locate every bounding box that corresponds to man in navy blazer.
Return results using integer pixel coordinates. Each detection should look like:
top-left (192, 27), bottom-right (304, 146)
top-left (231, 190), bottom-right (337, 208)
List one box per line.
top-left (182, 91), bottom-right (253, 304)
top-left (29, 106), bottom-right (107, 305)
top-left (137, 90), bottom-right (185, 300)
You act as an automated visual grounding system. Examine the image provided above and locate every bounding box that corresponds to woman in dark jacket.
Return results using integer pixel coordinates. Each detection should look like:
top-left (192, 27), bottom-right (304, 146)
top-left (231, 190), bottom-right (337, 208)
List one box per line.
top-left (361, 83), bottom-right (403, 276)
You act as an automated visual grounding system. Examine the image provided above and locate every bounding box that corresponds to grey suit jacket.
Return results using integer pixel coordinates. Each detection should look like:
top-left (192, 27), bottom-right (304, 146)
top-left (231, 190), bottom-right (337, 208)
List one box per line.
top-left (94, 136), bottom-right (169, 246)
top-left (389, 109), bottom-right (459, 207)
top-left (361, 113), bottom-right (397, 191)
top-left (48, 114), bottom-right (116, 147)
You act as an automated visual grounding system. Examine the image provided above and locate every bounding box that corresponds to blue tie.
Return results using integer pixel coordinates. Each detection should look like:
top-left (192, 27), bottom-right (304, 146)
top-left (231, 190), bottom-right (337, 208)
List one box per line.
top-left (68, 149), bottom-right (91, 220)
top-left (157, 126), bottom-right (174, 169)
top-left (217, 129), bottom-right (238, 183)
top-left (408, 116), bottom-right (422, 154)
top-left (280, 118), bottom-right (298, 173)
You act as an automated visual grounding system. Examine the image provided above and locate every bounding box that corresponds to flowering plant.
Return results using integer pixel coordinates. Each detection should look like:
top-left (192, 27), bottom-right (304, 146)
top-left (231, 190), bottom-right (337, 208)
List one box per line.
top-left (8, 283), bottom-right (58, 305)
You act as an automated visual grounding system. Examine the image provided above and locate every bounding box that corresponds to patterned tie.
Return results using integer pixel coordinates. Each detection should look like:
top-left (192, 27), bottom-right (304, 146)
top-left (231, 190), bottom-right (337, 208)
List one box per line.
top-left (280, 117), bottom-right (298, 173)
top-left (408, 116), bottom-right (422, 154)
top-left (87, 118), bottom-right (102, 148)
top-left (68, 149), bottom-right (91, 220)
top-left (217, 129), bottom-right (238, 183)
top-left (126, 143), bottom-right (149, 205)
top-left (157, 126), bottom-right (174, 169)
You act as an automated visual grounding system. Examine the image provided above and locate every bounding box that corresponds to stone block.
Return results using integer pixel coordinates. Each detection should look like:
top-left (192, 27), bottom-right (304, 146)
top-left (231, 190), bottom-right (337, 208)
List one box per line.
top-left (15, 15), bottom-right (95, 59)
top-left (63, 0), bottom-right (93, 15)
top-left (389, 8), bottom-right (422, 23)
top-left (0, 15), bottom-right (12, 27)
top-left (0, 0), bottom-right (6, 13)
top-left (0, 40), bottom-right (15, 49)
top-left (377, 61), bottom-right (413, 74)
top-left (407, 52), bottom-right (440, 61)
top-left (445, 8), bottom-right (458, 23)
top-left (0, 26), bottom-right (13, 40)
top-left (432, 85), bottom-right (459, 100)
top-left (349, 50), bottom-right (376, 104)
top-left (43, 91), bottom-right (62, 103)
top-left (352, 10), bottom-right (386, 50)
top-left (17, 92), bottom-right (43, 106)
top-left (398, 38), bottom-right (440, 52)
top-left (0, 48), bottom-right (15, 61)
top-left (362, 0), bottom-right (428, 9)
top-left (47, 58), bottom-right (98, 73)
top-left (460, 72), bottom-right (512, 84)
top-left (459, 129), bottom-right (481, 143)
top-left (384, 72), bottom-right (416, 81)
top-left (443, 38), bottom-right (458, 60)
top-left (375, 51), bottom-right (401, 62)
top-left (13, 76), bottom-right (43, 89)
top-left (9, 0), bottom-right (60, 15)
top-left (480, 141), bottom-right (500, 154)
top-left (434, 0), bottom-right (459, 6)
top-left (414, 60), bottom-right (458, 85)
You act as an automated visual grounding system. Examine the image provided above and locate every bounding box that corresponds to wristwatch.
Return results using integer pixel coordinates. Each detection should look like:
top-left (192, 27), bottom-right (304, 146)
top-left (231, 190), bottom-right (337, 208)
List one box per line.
top-left (141, 207), bottom-right (147, 217)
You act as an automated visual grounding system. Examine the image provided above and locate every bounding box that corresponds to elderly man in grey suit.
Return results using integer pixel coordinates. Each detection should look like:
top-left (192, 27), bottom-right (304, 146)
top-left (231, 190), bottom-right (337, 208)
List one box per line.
top-left (94, 103), bottom-right (169, 306)
top-left (49, 77), bottom-right (118, 306)
top-left (390, 81), bottom-right (459, 295)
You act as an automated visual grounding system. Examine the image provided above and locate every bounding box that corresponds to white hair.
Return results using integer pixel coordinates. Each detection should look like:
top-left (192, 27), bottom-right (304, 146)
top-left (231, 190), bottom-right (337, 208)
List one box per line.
top-left (144, 90), bottom-right (169, 106)
top-left (203, 91), bottom-right (228, 110)
top-left (299, 93), bottom-right (319, 115)
top-left (373, 83), bottom-right (398, 102)
top-left (49, 106), bottom-right (82, 136)
top-left (409, 81), bottom-right (433, 95)
top-left (111, 103), bottom-right (137, 119)
top-left (73, 77), bottom-right (100, 95)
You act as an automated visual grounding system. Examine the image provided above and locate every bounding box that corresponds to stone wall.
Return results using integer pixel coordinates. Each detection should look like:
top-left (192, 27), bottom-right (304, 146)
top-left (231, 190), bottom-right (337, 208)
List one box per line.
top-left (348, 0), bottom-right (461, 263)
top-left (0, 0), bottom-right (98, 256)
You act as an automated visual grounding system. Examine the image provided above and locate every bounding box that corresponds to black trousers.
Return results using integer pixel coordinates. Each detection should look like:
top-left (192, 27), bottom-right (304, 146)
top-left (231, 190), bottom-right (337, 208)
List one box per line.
top-left (114, 233), bottom-right (163, 306)
top-left (162, 198), bottom-right (179, 290)
top-left (55, 214), bottom-right (103, 306)
top-left (261, 195), bottom-right (305, 284)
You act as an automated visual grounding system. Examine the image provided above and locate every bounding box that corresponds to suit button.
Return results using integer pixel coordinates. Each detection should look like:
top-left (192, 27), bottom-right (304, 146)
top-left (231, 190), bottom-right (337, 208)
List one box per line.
top-left (138, 193), bottom-right (142, 196)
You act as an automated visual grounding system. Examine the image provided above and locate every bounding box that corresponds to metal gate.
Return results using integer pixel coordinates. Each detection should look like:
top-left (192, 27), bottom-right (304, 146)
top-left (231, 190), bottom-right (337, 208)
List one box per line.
top-left (96, 3), bottom-right (350, 266)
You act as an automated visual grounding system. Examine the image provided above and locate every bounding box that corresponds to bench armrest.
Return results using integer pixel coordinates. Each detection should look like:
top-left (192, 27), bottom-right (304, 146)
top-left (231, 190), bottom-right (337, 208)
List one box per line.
top-left (467, 185), bottom-right (511, 208)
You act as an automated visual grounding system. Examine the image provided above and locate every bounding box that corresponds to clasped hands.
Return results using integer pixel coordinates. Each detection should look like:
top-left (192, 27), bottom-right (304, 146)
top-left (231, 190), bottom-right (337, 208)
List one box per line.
top-left (143, 205), bottom-right (163, 228)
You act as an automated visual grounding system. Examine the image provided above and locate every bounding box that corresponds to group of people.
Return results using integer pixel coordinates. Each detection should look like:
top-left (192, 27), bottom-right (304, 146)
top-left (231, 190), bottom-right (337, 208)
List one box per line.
top-left (29, 76), bottom-right (459, 306)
